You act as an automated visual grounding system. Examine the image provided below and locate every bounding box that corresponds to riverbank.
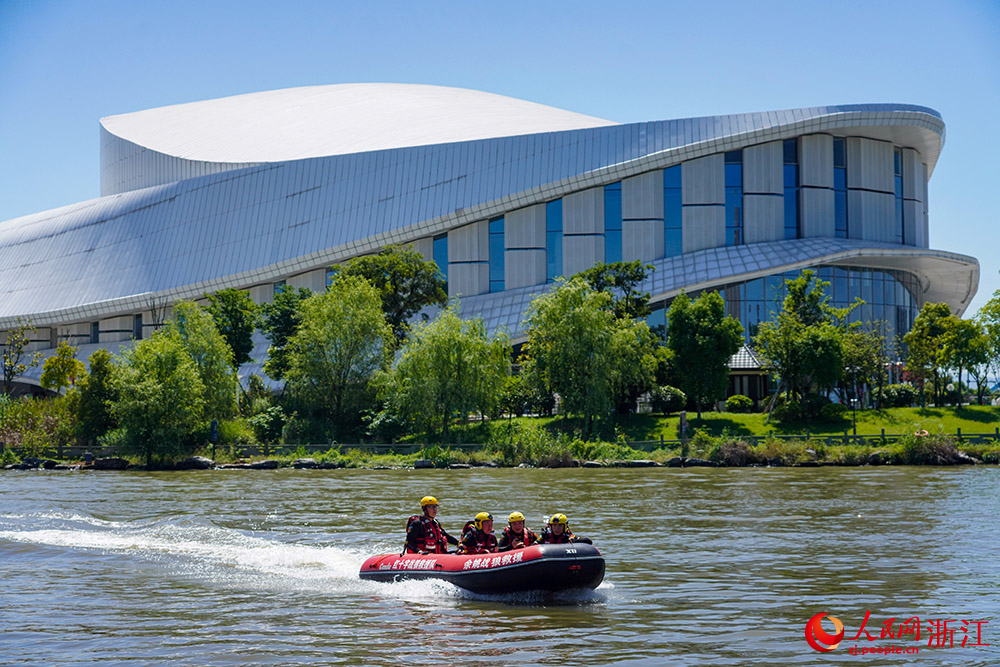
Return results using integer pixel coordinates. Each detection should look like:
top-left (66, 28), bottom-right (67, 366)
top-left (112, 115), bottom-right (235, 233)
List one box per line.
top-left (5, 430), bottom-right (998, 471)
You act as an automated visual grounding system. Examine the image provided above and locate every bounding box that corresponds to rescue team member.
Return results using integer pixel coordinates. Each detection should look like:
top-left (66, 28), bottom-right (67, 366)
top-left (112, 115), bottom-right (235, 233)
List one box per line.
top-left (456, 512), bottom-right (498, 554)
top-left (404, 496), bottom-right (459, 555)
top-left (497, 511), bottom-right (538, 551)
top-left (540, 513), bottom-right (592, 545)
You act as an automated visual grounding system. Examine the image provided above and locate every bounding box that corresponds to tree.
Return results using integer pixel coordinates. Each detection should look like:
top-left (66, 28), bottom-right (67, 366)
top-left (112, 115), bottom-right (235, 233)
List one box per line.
top-left (754, 271), bottom-right (850, 416)
top-left (40, 341), bottom-right (87, 394)
top-left (903, 302), bottom-right (953, 406)
top-left (260, 286), bottom-right (314, 381)
top-left (608, 317), bottom-right (662, 413)
top-left (976, 290), bottom-right (1000, 400)
top-left (667, 291), bottom-right (744, 418)
top-left (204, 288), bottom-right (259, 369)
top-left (2, 317), bottom-right (42, 394)
top-left (113, 329), bottom-right (206, 467)
top-left (521, 277), bottom-right (656, 434)
top-left (377, 307), bottom-right (509, 437)
top-left (941, 317), bottom-right (983, 405)
top-left (77, 348), bottom-right (118, 443)
top-left (575, 260), bottom-right (655, 320)
top-left (841, 321), bottom-right (891, 408)
top-left (330, 245), bottom-right (448, 344)
top-left (284, 275), bottom-right (393, 437)
top-left (167, 301), bottom-right (238, 419)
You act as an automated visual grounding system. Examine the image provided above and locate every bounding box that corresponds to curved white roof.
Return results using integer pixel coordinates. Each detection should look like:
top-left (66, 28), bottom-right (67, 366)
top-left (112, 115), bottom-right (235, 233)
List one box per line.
top-left (99, 83), bottom-right (617, 163)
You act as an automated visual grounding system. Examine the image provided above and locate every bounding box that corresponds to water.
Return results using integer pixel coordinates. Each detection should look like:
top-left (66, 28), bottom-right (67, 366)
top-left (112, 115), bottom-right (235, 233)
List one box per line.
top-left (1, 467), bottom-right (998, 665)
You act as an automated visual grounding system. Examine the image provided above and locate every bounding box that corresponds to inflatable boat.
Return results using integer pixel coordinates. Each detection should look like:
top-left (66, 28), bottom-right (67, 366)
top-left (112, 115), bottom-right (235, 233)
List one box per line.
top-left (359, 543), bottom-right (605, 594)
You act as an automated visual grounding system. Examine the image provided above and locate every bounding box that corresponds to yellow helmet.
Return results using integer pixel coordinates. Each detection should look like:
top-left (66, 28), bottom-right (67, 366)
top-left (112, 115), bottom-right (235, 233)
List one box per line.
top-left (549, 513), bottom-right (569, 526)
top-left (508, 511), bottom-right (525, 523)
top-left (420, 496), bottom-right (439, 508)
top-left (474, 512), bottom-right (494, 529)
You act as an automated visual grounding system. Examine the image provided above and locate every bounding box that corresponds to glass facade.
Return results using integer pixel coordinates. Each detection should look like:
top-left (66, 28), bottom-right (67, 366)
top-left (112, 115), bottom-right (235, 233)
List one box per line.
top-left (663, 165), bottom-right (682, 257)
top-left (894, 148), bottom-right (904, 244)
top-left (834, 137), bottom-right (848, 238)
top-left (783, 139), bottom-right (800, 239)
top-left (647, 265), bottom-right (921, 357)
top-left (546, 199), bottom-right (563, 282)
top-left (724, 151), bottom-right (743, 246)
top-left (433, 234), bottom-right (448, 288)
top-left (604, 182), bottom-right (622, 264)
top-left (489, 217), bottom-right (504, 293)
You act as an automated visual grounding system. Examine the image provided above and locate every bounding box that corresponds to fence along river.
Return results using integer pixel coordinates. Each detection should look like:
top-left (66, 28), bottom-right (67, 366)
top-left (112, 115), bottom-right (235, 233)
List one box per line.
top-left (1, 466), bottom-right (997, 665)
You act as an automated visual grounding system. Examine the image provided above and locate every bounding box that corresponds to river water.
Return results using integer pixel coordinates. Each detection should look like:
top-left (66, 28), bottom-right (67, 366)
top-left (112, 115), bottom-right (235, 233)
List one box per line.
top-left (1, 467), bottom-right (997, 666)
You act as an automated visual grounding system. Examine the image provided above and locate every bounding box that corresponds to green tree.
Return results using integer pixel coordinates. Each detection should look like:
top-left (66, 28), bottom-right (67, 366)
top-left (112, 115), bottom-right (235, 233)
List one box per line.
top-left (40, 341), bottom-right (87, 394)
top-left (667, 291), bottom-right (744, 418)
top-left (754, 271), bottom-right (850, 417)
top-left (260, 286), bottom-right (314, 381)
top-left (2, 317), bottom-right (42, 394)
top-left (522, 277), bottom-right (655, 434)
top-left (167, 301), bottom-right (238, 419)
top-left (204, 288), bottom-right (259, 369)
top-left (113, 329), bottom-right (206, 466)
top-left (330, 245), bottom-right (448, 344)
top-left (77, 348), bottom-right (118, 443)
top-left (903, 302), bottom-right (953, 406)
top-left (284, 275), bottom-right (393, 437)
top-left (841, 321), bottom-right (891, 408)
top-left (377, 306), bottom-right (509, 438)
top-left (575, 260), bottom-right (655, 320)
top-left (976, 290), bottom-right (1000, 400)
top-left (941, 317), bottom-right (983, 405)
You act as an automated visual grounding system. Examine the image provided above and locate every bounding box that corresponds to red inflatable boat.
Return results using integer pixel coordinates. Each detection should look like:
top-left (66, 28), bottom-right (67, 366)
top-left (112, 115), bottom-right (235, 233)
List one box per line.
top-left (359, 543), bottom-right (605, 594)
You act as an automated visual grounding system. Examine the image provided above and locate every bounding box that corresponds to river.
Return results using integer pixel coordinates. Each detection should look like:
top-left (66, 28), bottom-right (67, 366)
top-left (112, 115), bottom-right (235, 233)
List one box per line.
top-left (1, 467), bottom-right (998, 665)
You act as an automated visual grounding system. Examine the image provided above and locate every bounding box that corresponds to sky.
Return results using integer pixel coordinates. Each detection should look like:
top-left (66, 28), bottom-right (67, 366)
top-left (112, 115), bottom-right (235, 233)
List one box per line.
top-left (1, 0), bottom-right (998, 314)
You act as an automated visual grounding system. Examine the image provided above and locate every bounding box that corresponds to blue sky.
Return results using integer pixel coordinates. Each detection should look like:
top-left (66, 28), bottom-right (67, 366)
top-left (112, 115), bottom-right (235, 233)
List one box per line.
top-left (1, 0), bottom-right (998, 313)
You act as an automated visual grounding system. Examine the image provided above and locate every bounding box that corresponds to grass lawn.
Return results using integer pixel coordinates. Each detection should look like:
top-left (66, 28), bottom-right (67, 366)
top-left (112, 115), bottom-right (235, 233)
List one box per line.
top-left (408, 406), bottom-right (1000, 444)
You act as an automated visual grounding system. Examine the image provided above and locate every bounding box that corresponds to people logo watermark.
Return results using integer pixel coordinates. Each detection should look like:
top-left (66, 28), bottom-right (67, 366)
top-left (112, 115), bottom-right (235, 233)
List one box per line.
top-left (806, 611), bottom-right (990, 656)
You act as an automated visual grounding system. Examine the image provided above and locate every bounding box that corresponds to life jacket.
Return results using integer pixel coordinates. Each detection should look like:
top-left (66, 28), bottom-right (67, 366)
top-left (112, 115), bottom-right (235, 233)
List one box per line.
top-left (501, 525), bottom-right (537, 548)
top-left (405, 514), bottom-right (447, 554)
top-left (458, 527), bottom-right (498, 554)
top-left (540, 527), bottom-right (574, 544)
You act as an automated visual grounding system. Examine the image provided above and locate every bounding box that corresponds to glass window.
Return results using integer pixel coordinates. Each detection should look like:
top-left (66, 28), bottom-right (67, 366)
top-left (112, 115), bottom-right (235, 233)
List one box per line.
top-left (664, 166), bottom-right (683, 257)
top-left (604, 182), bottom-right (622, 264)
top-left (489, 217), bottom-right (504, 293)
top-left (91, 322), bottom-right (100, 344)
top-left (783, 139), bottom-right (798, 165)
top-left (433, 234), bottom-right (448, 287)
top-left (546, 199), bottom-right (563, 282)
top-left (725, 153), bottom-right (743, 246)
top-left (273, 280), bottom-right (286, 295)
top-left (833, 138), bottom-right (846, 168)
top-left (133, 314), bottom-right (143, 340)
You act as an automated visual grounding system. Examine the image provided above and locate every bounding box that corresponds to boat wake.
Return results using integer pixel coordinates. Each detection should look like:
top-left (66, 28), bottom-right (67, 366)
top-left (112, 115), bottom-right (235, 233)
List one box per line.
top-left (0, 511), bottom-right (610, 605)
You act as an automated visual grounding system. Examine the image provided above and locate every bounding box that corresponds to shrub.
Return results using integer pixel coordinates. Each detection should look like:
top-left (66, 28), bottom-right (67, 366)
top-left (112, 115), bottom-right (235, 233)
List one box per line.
top-left (710, 438), bottom-right (761, 466)
top-left (248, 405), bottom-right (286, 444)
top-left (893, 432), bottom-right (960, 464)
top-left (820, 403), bottom-right (849, 420)
top-left (725, 394), bottom-right (753, 413)
top-left (873, 384), bottom-right (918, 408)
top-left (651, 385), bottom-right (686, 414)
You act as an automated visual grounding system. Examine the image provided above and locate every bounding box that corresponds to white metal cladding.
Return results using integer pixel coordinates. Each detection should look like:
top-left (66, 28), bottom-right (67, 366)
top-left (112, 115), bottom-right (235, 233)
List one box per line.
top-left (457, 238), bottom-right (981, 343)
top-left (99, 83), bottom-right (617, 196)
top-left (0, 102), bottom-right (960, 331)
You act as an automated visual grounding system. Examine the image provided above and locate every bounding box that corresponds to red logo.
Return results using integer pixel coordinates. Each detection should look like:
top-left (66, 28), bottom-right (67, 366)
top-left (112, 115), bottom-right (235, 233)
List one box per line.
top-left (806, 612), bottom-right (845, 652)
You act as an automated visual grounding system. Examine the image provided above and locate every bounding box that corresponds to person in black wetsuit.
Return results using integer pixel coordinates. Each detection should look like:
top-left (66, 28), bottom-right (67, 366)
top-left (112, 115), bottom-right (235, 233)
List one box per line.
top-left (404, 495), bottom-right (459, 554)
top-left (540, 513), bottom-right (592, 544)
top-left (497, 511), bottom-right (539, 551)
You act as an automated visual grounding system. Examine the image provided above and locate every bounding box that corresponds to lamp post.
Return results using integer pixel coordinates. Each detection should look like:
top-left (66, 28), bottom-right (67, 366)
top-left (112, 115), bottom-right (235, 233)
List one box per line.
top-left (846, 366), bottom-right (859, 437)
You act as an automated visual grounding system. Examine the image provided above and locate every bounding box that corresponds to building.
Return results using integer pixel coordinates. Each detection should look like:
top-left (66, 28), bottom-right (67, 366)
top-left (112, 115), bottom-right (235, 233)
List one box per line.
top-left (0, 84), bottom-right (979, 393)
